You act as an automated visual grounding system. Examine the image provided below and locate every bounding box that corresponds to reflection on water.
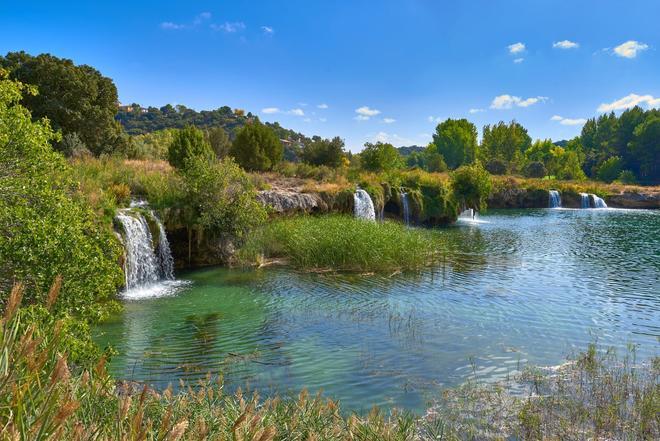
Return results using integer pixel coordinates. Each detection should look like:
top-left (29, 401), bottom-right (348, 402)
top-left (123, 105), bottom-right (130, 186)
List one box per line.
top-left (95, 209), bottom-right (660, 413)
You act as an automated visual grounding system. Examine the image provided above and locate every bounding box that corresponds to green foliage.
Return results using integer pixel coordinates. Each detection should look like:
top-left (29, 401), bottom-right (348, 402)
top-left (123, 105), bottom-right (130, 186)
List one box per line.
top-left (205, 126), bottom-right (231, 159)
top-left (484, 158), bottom-right (507, 175)
top-left (481, 120), bottom-right (531, 167)
top-left (398, 171), bottom-right (457, 223)
top-left (0, 51), bottom-right (126, 155)
top-left (596, 156), bottom-right (623, 183)
top-left (431, 118), bottom-right (478, 169)
top-left (59, 132), bottom-right (89, 158)
top-left (523, 161), bottom-right (547, 178)
top-left (360, 141), bottom-right (403, 172)
top-left (630, 114), bottom-right (660, 182)
top-left (450, 163), bottom-right (492, 211)
top-left (0, 72), bottom-right (123, 320)
top-left (230, 121), bottom-right (283, 171)
top-left (616, 169), bottom-right (638, 185)
top-left (238, 215), bottom-right (443, 272)
top-left (300, 136), bottom-right (345, 168)
top-left (122, 128), bottom-right (176, 160)
top-left (405, 146), bottom-right (448, 172)
top-left (167, 126), bottom-right (214, 169)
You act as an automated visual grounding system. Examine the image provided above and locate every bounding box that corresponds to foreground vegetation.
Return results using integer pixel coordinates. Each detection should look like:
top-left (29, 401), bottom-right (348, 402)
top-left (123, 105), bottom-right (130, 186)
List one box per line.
top-left (2, 284), bottom-right (658, 440)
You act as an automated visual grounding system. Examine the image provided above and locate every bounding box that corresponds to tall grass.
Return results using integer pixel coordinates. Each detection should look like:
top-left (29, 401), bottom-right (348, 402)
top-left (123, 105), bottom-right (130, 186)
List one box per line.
top-left (237, 215), bottom-right (443, 272)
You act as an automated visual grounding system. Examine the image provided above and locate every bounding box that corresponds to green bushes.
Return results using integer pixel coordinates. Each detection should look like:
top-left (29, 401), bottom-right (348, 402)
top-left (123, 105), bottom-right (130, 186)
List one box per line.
top-left (523, 161), bottom-right (547, 178)
top-left (596, 156), bottom-right (623, 183)
top-left (450, 164), bottom-right (492, 211)
top-left (230, 121), bottom-right (282, 171)
top-left (168, 125), bottom-right (214, 169)
top-left (237, 215), bottom-right (443, 272)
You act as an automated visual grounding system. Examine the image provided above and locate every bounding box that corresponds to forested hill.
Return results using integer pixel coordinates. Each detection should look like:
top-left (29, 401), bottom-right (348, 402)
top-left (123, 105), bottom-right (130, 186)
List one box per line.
top-left (116, 103), bottom-right (312, 144)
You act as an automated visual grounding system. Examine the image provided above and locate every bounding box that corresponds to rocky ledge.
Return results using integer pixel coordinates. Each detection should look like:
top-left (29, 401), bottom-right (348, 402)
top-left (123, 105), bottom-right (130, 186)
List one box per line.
top-left (257, 190), bottom-right (327, 214)
top-left (606, 191), bottom-right (660, 209)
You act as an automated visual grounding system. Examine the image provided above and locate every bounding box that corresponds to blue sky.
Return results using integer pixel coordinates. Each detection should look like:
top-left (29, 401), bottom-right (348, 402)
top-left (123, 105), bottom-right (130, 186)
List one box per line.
top-left (2, 1), bottom-right (659, 151)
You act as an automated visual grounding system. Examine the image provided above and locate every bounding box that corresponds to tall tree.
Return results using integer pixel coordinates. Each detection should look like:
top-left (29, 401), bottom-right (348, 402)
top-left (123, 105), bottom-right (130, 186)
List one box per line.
top-left (230, 122), bottom-right (283, 171)
top-left (0, 51), bottom-right (126, 155)
top-left (359, 142), bottom-right (403, 172)
top-left (168, 126), bottom-right (215, 169)
top-left (205, 127), bottom-right (231, 159)
top-left (431, 118), bottom-right (478, 169)
top-left (300, 136), bottom-right (346, 168)
top-left (630, 114), bottom-right (660, 183)
top-left (480, 120), bottom-right (531, 166)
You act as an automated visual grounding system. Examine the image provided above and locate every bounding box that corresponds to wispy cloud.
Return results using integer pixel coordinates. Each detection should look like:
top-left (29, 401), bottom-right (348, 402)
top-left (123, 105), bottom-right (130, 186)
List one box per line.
top-left (319, 117), bottom-right (327, 122)
top-left (161, 22), bottom-right (186, 30)
top-left (427, 116), bottom-right (443, 123)
top-left (161, 12), bottom-right (211, 30)
top-left (468, 108), bottom-right (485, 114)
top-left (355, 106), bottom-right (380, 121)
top-left (211, 22), bottom-right (246, 33)
top-left (612, 40), bottom-right (648, 58)
top-left (288, 108), bottom-right (305, 116)
top-left (597, 93), bottom-right (660, 112)
top-left (508, 42), bottom-right (525, 54)
top-left (513, 58), bottom-right (524, 64)
top-left (551, 115), bottom-right (587, 126)
top-left (261, 26), bottom-right (274, 35)
top-left (317, 103), bottom-right (329, 109)
top-left (369, 132), bottom-right (414, 146)
top-left (383, 118), bottom-right (396, 124)
top-left (261, 107), bottom-right (280, 114)
top-left (553, 40), bottom-right (579, 49)
top-left (490, 94), bottom-right (548, 109)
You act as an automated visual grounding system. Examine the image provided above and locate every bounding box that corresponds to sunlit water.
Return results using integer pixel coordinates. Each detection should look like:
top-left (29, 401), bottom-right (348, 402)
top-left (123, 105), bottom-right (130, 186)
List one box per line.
top-left (95, 209), bottom-right (660, 413)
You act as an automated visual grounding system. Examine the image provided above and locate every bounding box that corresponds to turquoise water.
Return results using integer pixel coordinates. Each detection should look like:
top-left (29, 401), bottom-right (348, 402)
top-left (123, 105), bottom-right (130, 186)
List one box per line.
top-left (95, 208), bottom-right (660, 413)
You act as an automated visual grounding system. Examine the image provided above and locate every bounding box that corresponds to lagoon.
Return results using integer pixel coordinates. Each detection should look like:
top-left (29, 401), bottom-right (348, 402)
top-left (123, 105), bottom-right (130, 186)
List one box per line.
top-left (95, 208), bottom-right (660, 414)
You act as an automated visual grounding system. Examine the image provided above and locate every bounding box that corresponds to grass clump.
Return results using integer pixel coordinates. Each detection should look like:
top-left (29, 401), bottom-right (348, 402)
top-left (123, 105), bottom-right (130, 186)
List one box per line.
top-left (237, 215), bottom-right (442, 272)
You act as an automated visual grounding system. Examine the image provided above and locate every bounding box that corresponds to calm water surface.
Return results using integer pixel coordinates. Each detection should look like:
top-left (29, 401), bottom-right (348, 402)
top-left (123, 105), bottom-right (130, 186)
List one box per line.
top-left (95, 209), bottom-right (660, 413)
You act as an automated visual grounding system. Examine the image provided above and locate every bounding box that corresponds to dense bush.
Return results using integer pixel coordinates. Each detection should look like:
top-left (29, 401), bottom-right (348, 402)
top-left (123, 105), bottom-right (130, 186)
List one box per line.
top-left (168, 126), bottom-right (215, 169)
top-left (485, 158), bottom-right (507, 175)
top-left (230, 122), bottom-right (283, 171)
top-left (616, 169), bottom-right (638, 185)
top-left (431, 118), bottom-right (478, 169)
top-left (360, 141), bottom-right (403, 172)
top-left (524, 161), bottom-right (547, 178)
top-left (300, 136), bottom-right (345, 168)
top-left (596, 156), bottom-right (623, 183)
top-left (205, 126), bottom-right (231, 159)
top-left (451, 163), bottom-right (492, 211)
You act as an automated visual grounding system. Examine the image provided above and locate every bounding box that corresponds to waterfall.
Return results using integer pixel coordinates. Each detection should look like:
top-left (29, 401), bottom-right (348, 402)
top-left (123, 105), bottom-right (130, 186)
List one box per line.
top-left (354, 189), bottom-right (376, 221)
top-left (116, 210), bottom-right (175, 290)
top-left (548, 190), bottom-right (561, 208)
top-left (400, 192), bottom-right (411, 226)
top-left (592, 194), bottom-right (608, 208)
top-left (580, 193), bottom-right (590, 209)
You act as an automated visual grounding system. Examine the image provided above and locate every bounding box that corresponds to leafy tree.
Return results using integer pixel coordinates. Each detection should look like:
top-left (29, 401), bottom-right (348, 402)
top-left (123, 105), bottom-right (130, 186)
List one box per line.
top-left (480, 121), bottom-right (531, 167)
top-left (524, 161), bottom-right (547, 178)
top-left (0, 51), bottom-right (126, 155)
top-left (554, 150), bottom-right (586, 181)
top-left (360, 142), bottom-right (403, 172)
top-left (0, 70), bottom-right (123, 320)
top-left (484, 159), bottom-right (507, 175)
top-left (124, 128), bottom-right (176, 160)
top-left (450, 164), bottom-right (492, 211)
top-left (596, 156), bottom-right (623, 183)
top-left (168, 126), bottom-right (215, 169)
top-left (59, 132), bottom-right (90, 158)
top-left (205, 126), bottom-right (231, 159)
top-left (525, 139), bottom-right (555, 165)
top-left (301, 136), bottom-right (346, 168)
top-left (616, 170), bottom-right (637, 185)
top-left (406, 145), bottom-right (447, 172)
top-left (630, 114), bottom-right (660, 182)
top-left (230, 122), bottom-right (283, 171)
top-left (431, 118), bottom-right (478, 169)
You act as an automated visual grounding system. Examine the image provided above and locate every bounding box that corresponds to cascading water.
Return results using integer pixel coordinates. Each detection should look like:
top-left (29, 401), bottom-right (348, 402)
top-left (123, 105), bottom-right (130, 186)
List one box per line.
top-left (400, 192), bottom-right (411, 226)
top-left (548, 190), bottom-right (562, 208)
top-left (592, 194), bottom-right (608, 208)
top-left (354, 189), bottom-right (376, 221)
top-left (580, 193), bottom-right (590, 209)
top-left (116, 211), bottom-right (160, 289)
top-left (153, 213), bottom-right (175, 280)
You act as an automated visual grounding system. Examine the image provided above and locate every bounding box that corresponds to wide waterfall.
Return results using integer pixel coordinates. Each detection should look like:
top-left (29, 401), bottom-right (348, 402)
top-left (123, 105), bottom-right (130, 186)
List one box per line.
top-left (115, 209), bottom-right (176, 295)
top-left (548, 190), bottom-right (561, 208)
top-left (580, 193), bottom-right (590, 209)
top-left (592, 194), bottom-right (608, 208)
top-left (354, 189), bottom-right (376, 221)
top-left (400, 192), bottom-right (411, 226)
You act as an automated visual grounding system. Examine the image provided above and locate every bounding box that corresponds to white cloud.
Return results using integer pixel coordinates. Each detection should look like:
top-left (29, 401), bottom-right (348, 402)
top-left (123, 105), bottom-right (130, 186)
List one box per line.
top-left (261, 26), bottom-right (274, 34)
top-left (469, 108), bottom-right (485, 114)
top-left (288, 108), bottom-right (305, 116)
top-left (303, 118), bottom-right (311, 123)
top-left (550, 115), bottom-right (587, 126)
top-left (613, 40), bottom-right (648, 58)
top-left (160, 22), bottom-right (186, 30)
top-left (161, 12), bottom-right (211, 30)
top-left (597, 93), bottom-right (660, 112)
top-left (513, 58), bottom-right (524, 64)
top-left (355, 115), bottom-right (370, 121)
top-left (317, 103), bottom-right (329, 109)
top-left (369, 132), bottom-right (414, 146)
top-left (356, 106), bottom-right (381, 117)
top-left (261, 107), bottom-right (280, 114)
top-left (508, 42), bottom-right (525, 54)
top-left (553, 40), bottom-right (579, 49)
top-left (319, 117), bottom-right (327, 122)
top-left (211, 22), bottom-right (246, 33)
top-left (490, 94), bottom-right (548, 109)
top-left (427, 116), bottom-right (442, 123)
top-left (193, 12), bottom-right (212, 25)
top-left (383, 118), bottom-right (396, 124)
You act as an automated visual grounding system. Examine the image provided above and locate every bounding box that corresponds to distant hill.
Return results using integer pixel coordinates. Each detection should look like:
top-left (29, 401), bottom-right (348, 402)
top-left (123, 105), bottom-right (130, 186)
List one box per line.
top-left (397, 145), bottom-right (426, 156)
top-left (553, 140), bottom-right (569, 147)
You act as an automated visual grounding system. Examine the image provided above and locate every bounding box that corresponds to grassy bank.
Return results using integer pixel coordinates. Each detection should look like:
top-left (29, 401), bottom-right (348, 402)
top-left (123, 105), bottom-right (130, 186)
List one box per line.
top-left (2, 285), bottom-right (658, 440)
top-left (237, 215), bottom-right (444, 272)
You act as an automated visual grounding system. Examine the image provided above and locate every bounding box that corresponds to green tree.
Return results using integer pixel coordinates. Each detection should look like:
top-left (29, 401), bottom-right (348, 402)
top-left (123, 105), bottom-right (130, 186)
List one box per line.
top-left (0, 51), bottom-right (126, 155)
top-left (630, 115), bottom-right (660, 183)
top-left (0, 70), bottom-right (123, 320)
top-left (431, 118), bottom-right (478, 169)
top-left (205, 126), bottom-right (231, 159)
top-left (480, 121), bottom-right (531, 168)
top-left (595, 156), bottom-right (623, 183)
top-left (167, 126), bottom-right (215, 169)
top-left (360, 142), bottom-right (403, 172)
top-left (230, 122), bottom-right (283, 171)
top-left (450, 164), bottom-right (492, 211)
top-left (301, 136), bottom-right (346, 168)
top-left (525, 139), bottom-right (555, 165)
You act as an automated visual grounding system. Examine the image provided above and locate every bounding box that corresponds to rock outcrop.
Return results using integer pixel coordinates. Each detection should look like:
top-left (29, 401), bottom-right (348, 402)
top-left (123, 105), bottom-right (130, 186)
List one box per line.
top-left (257, 190), bottom-right (327, 214)
top-left (606, 191), bottom-right (660, 209)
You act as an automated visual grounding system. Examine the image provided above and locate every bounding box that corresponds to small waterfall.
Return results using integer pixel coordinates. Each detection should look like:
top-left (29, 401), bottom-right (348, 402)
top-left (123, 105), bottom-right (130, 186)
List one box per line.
top-left (592, 194), bottom-right (608, 208)
top-left (354, 189), bottom-right (376, 221)
top-left (548, 190), bottom-right (561, 208)
top-left (400, 192), bottom-right (411, 226)
top-left (580, 193), bottom-right (590, 209)
top-left (116, 210), bottom-right (175, 290)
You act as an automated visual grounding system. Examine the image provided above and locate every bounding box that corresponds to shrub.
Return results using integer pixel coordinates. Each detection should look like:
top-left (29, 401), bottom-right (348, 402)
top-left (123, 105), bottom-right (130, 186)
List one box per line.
top-left (616, 169), bottom-right (638, 185)
top-left (300, 136), bottom-right (345, 168)
top-left (523, 161), bottom-right (547, 178)
top-left (485, 158), bottom-right (507, 175)
top-left (167, 126), bottom-right (215, 169)
top-left (108, 183), bottom-right (131, 206)
top-left (359, 142), bottom-right (403, 172)
top-left (230, 122), bottom-right (282, 171)
top-left (451, 163), bottom-right (492, 211)
top-left (596, 156), bottom-right (623, 183)
top-left (205, 126), bottom-right (231, 159)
